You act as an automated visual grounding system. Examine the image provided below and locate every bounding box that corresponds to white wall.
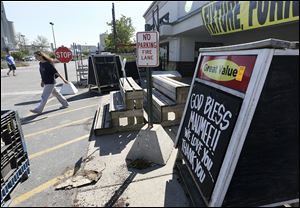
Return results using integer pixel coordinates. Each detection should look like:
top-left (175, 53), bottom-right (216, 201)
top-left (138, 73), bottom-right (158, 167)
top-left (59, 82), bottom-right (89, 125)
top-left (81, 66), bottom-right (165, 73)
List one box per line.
top-left (168, 37), bottom-right (180, 62)
top-left (160, 1), bottom-right (177, 22)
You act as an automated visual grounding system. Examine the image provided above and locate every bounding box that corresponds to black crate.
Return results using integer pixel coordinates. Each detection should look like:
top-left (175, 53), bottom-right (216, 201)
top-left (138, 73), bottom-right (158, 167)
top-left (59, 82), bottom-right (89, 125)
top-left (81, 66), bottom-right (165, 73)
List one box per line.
top-left (1, 110), bottom-right (30, 205)
top-left (1, 159), bottom-right (30, 205)
top-left (1, 155), bottom-right (17, 186)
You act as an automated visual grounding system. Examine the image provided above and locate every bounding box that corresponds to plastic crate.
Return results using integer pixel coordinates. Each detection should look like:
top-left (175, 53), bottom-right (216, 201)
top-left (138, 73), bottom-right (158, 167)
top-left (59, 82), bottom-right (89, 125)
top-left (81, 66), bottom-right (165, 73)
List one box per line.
top-left (1, 110), bottom-right (30, 206)
top-left (1, 110), bottom-right (27, 154)
top-left (1, 159), bottom-right (30, 205)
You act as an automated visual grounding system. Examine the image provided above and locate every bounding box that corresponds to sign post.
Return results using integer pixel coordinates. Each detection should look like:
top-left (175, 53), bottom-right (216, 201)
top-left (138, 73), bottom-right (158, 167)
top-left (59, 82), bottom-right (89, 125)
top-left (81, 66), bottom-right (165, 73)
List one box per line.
top-left (55, 46), bottom-right (73, 81)
top-left (136, 31), bottom-right (159, 127)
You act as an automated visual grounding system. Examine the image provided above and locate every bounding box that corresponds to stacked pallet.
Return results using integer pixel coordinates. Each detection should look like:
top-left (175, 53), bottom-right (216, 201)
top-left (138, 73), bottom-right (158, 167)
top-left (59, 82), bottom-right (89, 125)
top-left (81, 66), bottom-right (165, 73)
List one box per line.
top-left (94, 77), bottom-right (144, 135)
top-left (144, 76), bottom-right (190, 126)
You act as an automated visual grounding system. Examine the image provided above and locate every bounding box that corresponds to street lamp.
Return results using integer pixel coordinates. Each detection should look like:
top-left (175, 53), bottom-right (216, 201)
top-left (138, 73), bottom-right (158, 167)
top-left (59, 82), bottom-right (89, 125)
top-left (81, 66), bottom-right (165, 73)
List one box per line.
top-left (20, 34), bottom-right (25, 50)
top-left (49, 22), bottom-right (57, 50)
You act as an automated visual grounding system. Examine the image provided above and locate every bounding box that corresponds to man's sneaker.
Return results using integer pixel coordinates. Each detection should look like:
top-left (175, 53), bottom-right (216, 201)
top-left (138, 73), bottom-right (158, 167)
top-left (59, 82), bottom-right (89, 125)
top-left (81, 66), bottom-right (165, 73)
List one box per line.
top-left (30, 109), bottom-right (41, 114)
top-left (60, 104), bottom-right (69, 109)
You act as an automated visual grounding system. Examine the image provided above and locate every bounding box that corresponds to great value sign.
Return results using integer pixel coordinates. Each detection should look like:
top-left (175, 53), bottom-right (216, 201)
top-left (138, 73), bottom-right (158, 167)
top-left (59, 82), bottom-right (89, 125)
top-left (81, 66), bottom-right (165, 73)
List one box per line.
top-left (136, 31), bottom-right (159, 67)
top-left (198, 56), bottom-right (257, 93)
top-left (55, 46), bottom-right (73, 63)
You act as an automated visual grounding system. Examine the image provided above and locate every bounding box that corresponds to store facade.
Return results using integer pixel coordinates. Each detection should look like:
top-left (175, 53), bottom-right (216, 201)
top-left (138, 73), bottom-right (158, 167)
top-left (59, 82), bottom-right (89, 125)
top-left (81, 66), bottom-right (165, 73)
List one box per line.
top-left (143, 1), bottom-right (299, 76)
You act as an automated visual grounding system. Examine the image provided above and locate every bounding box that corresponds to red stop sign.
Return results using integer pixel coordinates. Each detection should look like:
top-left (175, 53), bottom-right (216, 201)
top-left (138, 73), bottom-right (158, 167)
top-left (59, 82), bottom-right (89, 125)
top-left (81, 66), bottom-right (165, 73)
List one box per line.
top-left (55, 46), bottom-right (73, 63)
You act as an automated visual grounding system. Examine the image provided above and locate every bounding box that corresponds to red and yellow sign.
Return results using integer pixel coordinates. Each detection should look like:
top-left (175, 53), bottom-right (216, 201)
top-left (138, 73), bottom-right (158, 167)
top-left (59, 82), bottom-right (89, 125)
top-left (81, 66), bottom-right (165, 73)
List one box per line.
top-left (198, 56), bottom-right (257, 92)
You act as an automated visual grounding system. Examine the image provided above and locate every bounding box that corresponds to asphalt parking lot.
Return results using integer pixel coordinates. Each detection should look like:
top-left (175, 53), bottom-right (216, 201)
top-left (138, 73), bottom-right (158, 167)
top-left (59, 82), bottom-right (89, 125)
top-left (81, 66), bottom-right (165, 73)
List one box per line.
top-left (1, 60), bottom-right (105, 207)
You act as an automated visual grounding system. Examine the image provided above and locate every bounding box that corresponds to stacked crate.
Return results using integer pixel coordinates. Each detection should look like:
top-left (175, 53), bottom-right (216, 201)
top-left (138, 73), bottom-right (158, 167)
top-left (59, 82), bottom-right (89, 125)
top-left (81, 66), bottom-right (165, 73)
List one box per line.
top-left (1, 110), bottom-right (30, 206)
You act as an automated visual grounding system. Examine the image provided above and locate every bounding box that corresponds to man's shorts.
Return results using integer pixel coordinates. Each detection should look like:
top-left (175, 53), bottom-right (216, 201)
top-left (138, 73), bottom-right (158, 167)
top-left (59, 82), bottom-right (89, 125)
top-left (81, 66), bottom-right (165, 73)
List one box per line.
top-left (8, 64), bottom-right (16, 70)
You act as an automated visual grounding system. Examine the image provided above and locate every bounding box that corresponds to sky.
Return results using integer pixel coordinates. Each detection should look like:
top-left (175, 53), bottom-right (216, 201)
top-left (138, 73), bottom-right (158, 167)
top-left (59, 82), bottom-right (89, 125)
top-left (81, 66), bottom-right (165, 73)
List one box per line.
top-left (3, 1), bottom-right (153, 48)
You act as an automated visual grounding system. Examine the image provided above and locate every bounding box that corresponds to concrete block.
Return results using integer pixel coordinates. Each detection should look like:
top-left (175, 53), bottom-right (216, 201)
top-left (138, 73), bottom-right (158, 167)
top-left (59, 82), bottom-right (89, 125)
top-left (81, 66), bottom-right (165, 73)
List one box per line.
top-left (126, 124), bottom-right (174, 165)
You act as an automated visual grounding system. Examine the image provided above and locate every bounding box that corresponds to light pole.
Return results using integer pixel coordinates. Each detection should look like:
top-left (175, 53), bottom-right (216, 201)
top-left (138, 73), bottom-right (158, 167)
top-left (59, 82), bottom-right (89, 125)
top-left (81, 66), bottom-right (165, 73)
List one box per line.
top-left (20, 34), bottom-right (25, 51)
top-left (49, 22), bottom-right (57, 50)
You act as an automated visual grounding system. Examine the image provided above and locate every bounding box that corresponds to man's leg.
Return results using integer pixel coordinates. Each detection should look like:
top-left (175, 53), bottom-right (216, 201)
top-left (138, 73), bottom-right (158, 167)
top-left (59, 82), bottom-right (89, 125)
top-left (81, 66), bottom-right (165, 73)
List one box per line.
top-left (12, 65), bottom-right (16, 76)
top-left (31, 84), bottom-right (55, 113)
top-left (7, 65), bottom-right (12, 75)
top-left (52, 87), bottom-right (69, 107)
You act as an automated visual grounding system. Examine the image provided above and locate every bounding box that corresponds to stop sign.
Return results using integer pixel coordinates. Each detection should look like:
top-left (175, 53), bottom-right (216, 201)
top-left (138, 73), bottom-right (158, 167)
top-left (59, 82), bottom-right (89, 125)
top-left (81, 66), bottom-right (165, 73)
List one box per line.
top-left (55, 46), bottom-right (73, 63)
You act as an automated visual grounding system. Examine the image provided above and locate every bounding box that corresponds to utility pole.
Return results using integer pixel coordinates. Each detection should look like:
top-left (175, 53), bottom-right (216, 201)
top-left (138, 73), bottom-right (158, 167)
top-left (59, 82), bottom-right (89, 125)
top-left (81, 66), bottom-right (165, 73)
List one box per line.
top-left (112, 3), bottom-right (117, 53)
top-left (49, 22), bottom-right (57, 51)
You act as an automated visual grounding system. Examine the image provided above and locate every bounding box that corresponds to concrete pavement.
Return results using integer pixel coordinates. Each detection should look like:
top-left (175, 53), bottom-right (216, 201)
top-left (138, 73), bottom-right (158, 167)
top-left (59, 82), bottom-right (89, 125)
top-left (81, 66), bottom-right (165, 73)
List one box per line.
top-left (74, 123), bottom-right (191, 207)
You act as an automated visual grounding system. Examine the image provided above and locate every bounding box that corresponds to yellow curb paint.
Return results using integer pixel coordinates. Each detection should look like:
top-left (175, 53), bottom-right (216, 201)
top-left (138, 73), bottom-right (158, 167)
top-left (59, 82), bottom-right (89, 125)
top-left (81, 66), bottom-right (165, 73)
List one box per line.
top-left (29, 134), bottom-right (89, 160)
top-left (24, 104), bottom-right (98, 119)
top-left (25, 116), bottom-right (93, 139)
top-left (45, 104), bottom-right (97, 118)
top-left (10, 170), bottom-right (73, 207)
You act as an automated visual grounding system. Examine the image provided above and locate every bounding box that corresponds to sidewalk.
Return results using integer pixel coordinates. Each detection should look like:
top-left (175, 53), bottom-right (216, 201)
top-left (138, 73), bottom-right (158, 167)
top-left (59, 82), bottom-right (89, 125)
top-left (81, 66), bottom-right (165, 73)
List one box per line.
top-left (74, 124), bottom-right (191, 207)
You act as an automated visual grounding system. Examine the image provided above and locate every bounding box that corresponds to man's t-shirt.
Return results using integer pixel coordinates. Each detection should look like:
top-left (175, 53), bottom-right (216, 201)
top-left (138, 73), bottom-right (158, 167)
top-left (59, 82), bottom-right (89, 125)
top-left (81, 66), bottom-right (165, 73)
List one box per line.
top-left (39, 62), bottom-right (58, 84)
top-left (6, 55), bottom-right (15, 65)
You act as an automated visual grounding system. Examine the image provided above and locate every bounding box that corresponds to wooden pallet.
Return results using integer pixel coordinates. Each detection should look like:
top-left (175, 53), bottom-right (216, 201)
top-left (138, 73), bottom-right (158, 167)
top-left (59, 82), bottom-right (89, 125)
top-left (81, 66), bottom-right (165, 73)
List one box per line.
top-left (110, 91), bottom-right (144, 127)
top-left (93, 104), bottom-right (114, 136)
top-left (93, 91), bottom-right (145, 136)
top-left (152, 76), bottom-right (190, 104)
top-left (144, 89), bottom-right (185, 127)
top-left (119, 77), bottom-right (143, 109)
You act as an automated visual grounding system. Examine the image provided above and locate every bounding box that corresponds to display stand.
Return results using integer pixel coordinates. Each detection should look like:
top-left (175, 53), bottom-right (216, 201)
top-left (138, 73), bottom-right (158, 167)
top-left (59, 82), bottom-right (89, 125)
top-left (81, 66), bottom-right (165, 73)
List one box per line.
top-left (174, 39), bottom-right (299, 207)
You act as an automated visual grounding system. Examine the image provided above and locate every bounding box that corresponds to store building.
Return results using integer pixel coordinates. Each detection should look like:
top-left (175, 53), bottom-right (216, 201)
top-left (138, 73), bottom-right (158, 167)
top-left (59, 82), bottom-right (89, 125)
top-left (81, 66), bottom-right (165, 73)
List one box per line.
top-left (143, 1), bottom-right (299, 76)
top-left (1, 2), bottom-right (17, 51)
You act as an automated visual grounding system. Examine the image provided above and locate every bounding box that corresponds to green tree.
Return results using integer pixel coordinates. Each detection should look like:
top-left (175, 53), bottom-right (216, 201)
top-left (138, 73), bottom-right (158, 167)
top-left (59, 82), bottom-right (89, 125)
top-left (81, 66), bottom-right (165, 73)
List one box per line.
top-left (32, 35), bottom-right (50, 51)
top-left (11, 51), bottom-right (26, 61)
top-left (15, 32), bottom-right (28, 52)
top-left (105, 15), bottom-right (135, 53)
top-left (1, 50), bottom-right (6, 60)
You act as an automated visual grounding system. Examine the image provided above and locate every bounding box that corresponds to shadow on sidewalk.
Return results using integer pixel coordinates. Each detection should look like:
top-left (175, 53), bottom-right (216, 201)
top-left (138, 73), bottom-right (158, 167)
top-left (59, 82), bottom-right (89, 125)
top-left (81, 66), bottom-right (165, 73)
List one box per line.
top-left (90, 131), bottom-right (138, 156)
top-left (164, 173), bottom-right (191, 207)
top-left (66, 90), bottom-right (100, 102)
top-left (20, 108), bottom-right (61, 125)
top-left (15, 100), bottom-right (41, 106)
top-left (104, 172), bottom-right (137, 207)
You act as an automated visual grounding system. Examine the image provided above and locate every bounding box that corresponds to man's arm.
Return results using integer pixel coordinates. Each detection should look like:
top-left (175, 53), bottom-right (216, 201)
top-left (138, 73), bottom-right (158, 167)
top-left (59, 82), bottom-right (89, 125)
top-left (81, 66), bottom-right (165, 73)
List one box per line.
top-left (56, 72), bottom-right (68, 84)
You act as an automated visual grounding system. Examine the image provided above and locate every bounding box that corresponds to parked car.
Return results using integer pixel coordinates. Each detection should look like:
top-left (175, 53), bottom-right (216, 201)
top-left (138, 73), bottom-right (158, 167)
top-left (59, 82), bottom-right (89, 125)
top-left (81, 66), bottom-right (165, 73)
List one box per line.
top-left (23, 56), bottom-right (35, 61)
